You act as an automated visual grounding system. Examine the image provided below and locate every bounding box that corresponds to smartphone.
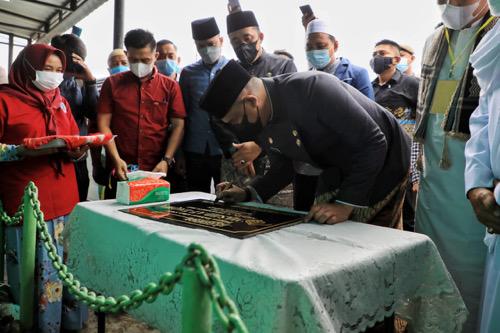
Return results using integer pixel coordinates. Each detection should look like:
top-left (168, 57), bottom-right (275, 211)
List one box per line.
top-left (299, 5), bottom-right (314, 16)
top-left (228, 0), bottom-right (242, 13)
top-left (71, 26), bottom-right (82, 37)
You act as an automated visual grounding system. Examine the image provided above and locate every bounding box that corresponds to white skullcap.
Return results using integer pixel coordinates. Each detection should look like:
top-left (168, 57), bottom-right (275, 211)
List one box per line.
top-left (107, 48), bottom-right (126, 62)
top-left (306, 19), bottom-right (334, 38)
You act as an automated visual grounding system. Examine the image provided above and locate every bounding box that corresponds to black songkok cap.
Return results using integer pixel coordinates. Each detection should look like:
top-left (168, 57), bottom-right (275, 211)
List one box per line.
top-left (191, 17), bottom-right (220, 41)
top-left (227, 10), bottom-right (259, 34)
top-left (199, 60), bottom-right (252, 118)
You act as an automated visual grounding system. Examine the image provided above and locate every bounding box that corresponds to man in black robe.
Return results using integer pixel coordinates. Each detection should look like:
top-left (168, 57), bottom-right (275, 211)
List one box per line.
top-left (202, 60), bottom-right (411, 227)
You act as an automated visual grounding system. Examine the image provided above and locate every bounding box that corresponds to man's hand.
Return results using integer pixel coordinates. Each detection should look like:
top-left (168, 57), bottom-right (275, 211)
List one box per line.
top-left (16, 145), bottom-right (61, 157)
top-left (66, 144), bottom-right (90, 160)
top-left (17, 144), bottom-right (89, 160)
top-left (232, 142), bottom-right (262, 171)
top-left (468, 187), bottom-right (500, 233)
top-left (71, 53), bottom-right (96, 82)
top-left (412, 182), bottom-right (419, 193)
top-left (113, 158), bottom-right (128, 181)
top-left (152, 160), bottom-right (169, 176)
top-left (302, 13), bottom-right (316, 29)
top-left (215, 182), bottom-right (247, 203)
top-left (239, 162), bottom-right (256, 177)
top-left (304, 203), bottom-right (354, 224)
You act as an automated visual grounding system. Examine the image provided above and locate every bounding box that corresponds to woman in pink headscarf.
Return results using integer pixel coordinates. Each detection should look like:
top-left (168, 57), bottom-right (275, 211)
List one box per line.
top-left (0, 44), bottom-right (87, 332)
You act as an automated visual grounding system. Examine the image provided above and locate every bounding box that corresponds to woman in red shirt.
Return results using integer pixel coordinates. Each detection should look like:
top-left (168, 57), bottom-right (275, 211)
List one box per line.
top-left (0, 44), bottom-right (87, 332)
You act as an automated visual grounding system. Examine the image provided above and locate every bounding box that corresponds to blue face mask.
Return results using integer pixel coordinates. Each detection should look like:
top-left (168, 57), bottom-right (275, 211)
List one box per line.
top-left (488, 0), bottom-right (500, 16)
top-left (396, 57), bottom-right (409, 73)
top-left (306, 49), bottom-right (332, 70)
top-left (156, 59), bottom-right (180, 76)
top-left (108, 65), bottom-right (129, 75)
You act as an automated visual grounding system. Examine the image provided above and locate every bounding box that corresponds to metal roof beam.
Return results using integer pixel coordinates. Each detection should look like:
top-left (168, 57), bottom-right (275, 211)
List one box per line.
top-left (19, 0), bottom-right (76, 11)
top-left (0, 22), bottom-right (46, 34)
top-left (42, 9), bottom-right (67, 37)
top-left (0, 30), bottom-right (28, 40)
top-left (0, 8), bottom-right (47, 24)
top-left (35, 0), bottom-right (108, 44)
top-left (38, 0), bottom-right (83, 39)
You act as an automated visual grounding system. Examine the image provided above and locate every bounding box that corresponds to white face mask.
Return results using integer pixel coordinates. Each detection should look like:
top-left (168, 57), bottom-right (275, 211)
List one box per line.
top-left (439, 1), bottom-right (481, 30)
top-left (488, 0), bottom-right (500, 15)
top-left (130, 62), bottom-right (154, 78)
top-left (32, 71), bottom-right (64, 92)
top-left (198, 46), bottom-right (221, 65)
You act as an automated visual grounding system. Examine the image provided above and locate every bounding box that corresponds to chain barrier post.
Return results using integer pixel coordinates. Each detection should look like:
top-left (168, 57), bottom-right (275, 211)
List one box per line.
top-left (182, 265), bottom-right (212, 333)
top-left (0, 183), bottom-right (249, 333)
top-left (20, 184), bottom-right (37, 331)
top-left (96, 311), bottom-right (106, 333)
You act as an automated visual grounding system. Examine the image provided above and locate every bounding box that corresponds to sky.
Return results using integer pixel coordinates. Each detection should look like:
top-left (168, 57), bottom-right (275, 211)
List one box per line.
top-left (0, 0), bottom-right (443, 79)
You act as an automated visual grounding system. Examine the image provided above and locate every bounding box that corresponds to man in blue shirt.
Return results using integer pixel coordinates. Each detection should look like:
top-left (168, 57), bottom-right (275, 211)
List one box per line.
top-left (156, 39), bottom-right (182, 80)
top-left (305, 19), bottom-right (374, 99)
top-left (292, 18), bottom-right (374, 210)
top-left (179, 17), bottom-right (228, 193)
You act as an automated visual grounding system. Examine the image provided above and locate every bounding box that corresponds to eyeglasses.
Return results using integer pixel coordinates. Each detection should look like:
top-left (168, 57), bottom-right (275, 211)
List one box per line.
top-left (437, 0), bottom-right (448, 4)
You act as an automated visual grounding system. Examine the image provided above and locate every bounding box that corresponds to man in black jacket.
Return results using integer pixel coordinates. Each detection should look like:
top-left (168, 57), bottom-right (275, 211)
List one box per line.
top-left (51, 34), bottom-right (99, 201)
top-left (201, 60), bottom-right (411, 227)
top-left (212, 9), bottom-right (297, 181)
top-left (370, 39), bottom-right (420, 231)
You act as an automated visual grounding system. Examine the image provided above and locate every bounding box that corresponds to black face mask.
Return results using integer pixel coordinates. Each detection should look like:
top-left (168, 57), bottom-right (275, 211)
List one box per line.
top-left (229, 101), bottom-right (263, 142)
top-left (370, 55), bottom-right (393, 74)
top-left (235, 41), bottom-right (259, 66)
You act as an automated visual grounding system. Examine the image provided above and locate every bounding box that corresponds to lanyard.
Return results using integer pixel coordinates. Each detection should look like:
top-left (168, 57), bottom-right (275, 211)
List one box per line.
top-left (444, 16), bottom-right (495, 78)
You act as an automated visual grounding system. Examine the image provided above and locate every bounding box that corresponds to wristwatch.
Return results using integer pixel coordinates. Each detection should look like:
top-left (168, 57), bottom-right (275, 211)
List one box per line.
top-left (161, 156), bottom-right (175, 166)
top-left (72, 151), bottom-right (88, 163)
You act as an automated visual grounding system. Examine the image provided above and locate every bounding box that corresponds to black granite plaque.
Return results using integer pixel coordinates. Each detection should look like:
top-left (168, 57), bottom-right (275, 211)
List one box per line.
top-left (121, 199), bottom-right (305, 239)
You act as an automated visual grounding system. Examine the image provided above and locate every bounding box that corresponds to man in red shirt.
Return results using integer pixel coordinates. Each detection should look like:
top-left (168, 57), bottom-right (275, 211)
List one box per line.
top-left (98, 29), bottom-right (186, 198)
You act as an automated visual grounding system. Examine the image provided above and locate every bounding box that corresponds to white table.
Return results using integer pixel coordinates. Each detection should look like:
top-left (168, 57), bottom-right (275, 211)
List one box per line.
top-left (65, 192), bottom-right (467, 333)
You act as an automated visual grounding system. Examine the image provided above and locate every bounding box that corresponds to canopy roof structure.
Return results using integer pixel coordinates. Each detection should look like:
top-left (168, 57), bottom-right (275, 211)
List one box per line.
top-left (0, 0), bottom-right (108, 43)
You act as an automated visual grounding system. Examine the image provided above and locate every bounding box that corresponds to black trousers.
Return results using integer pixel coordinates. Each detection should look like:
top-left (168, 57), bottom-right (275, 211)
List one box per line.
top-left (167, 170), bottom-right (188, 194)
top-left (185, 152), bottom-right (222, 193)
top-left (104, 175), bottom-right (117, 200)
top-left (293, 174), bottom-right (319, 212)
top-left (402, 184), bottom-right (416, 231)
top-left (74, 160), bottom-right (89, 202)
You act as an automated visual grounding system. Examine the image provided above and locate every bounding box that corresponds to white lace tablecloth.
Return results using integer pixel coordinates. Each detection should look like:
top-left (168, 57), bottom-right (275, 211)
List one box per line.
top-left (65, 192), bottom-right (467, 333)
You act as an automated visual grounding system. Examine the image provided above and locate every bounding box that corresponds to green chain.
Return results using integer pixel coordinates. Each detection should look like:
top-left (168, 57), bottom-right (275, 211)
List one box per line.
top-left (0, 201), bottom-right (24, 226)
top-left (0, 182), bottom-right (249, 333)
